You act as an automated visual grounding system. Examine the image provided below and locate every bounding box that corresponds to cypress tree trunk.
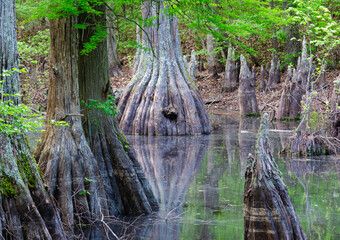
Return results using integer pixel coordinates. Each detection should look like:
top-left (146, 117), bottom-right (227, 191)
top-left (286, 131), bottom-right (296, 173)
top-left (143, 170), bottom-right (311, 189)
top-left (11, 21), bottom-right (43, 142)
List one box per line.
top-left (0, 1), bottom-right (66, 238)
top-left (78, 8), bottom-right (158, 215)
top-left (107, 9), bottom-right (123, 78)
top-left (35, 11), bottom-right (157, 228)
top-left (117, 0), bottom-right (211, 135)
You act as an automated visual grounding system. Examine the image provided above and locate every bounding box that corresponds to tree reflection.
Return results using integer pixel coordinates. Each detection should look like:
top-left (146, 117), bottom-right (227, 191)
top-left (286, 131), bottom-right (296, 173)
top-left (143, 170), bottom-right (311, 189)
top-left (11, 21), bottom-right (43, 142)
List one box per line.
top-left (124, 135), bottom-right (209, 239)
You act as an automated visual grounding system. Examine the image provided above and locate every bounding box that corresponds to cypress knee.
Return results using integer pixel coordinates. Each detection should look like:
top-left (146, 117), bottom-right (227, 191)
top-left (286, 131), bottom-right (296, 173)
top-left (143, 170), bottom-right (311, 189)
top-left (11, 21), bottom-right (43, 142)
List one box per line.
top-left (238, 55), bottom-right (259, 117)
top-left (222, 45), bottom-right (239, 92)
top-left (244, 114), bottom-right (306, 240)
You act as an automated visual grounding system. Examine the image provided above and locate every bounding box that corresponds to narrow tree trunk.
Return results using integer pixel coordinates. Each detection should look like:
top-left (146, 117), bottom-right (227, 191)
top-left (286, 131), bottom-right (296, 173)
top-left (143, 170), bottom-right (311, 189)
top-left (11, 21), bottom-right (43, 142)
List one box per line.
top-left (238, 55), bottom-right (259, 117)
top-left (107, 8), bottom-right (123, 78)
top-left (244, 114), bottom-right (306, 240)
top-left (0, 1), bottom-right (65, 238)
top-left (118, 0), bottom-right (211, 135)
top-left (222, 46), bottom-right (239, 92)
top-left (259, 65), bottom-right (266, 91)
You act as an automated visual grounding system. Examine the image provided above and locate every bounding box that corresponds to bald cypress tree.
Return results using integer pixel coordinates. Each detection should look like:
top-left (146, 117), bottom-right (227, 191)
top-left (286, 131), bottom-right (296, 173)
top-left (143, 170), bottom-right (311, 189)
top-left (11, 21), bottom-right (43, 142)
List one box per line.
top-left (117, 0), bottom-right (211, 135)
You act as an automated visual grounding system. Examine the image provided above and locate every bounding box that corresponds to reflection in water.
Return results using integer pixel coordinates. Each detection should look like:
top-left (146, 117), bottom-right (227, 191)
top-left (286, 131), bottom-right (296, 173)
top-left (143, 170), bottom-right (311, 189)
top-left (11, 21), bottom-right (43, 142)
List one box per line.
top-left (238, 118), bottom-right (259, 175)
top-left (124, 135), bottom-right (209, 239)
top-left (26, 114), bottom-right (340, 239)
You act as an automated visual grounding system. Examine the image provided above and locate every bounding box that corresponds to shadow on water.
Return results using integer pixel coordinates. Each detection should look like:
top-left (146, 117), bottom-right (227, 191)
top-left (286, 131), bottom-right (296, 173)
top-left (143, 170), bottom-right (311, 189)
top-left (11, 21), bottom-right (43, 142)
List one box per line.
top-left (27, 114), bottom-right (340, 239)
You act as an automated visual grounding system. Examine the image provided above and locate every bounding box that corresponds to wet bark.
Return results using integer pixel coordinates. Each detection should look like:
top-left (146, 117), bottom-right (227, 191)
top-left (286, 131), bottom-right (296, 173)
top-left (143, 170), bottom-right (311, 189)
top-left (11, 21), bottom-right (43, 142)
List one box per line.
top-left (0, 1), bottom-right (66, 238)
top-left (222, 46), bottom-right (239, 92)
top-left (35, 11), bottom-right (157, 229)
top-left (276, 66), bottom-right (303, 120)
top-left (244, 114), bottom-right (306, 240)
top-left (238, 55), bottom-right (259, 117)
top-left (107, 9), bottom-right (123, 78)
top-left (118, 0), bottom-right (211, 135)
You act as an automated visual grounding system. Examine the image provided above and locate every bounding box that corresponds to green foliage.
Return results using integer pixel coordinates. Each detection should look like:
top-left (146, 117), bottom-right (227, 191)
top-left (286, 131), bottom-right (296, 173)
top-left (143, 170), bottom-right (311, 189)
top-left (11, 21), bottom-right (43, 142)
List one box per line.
top-left (0, 73), bottom-right (44, 135)
top-left (17, 29), bottom-right (50, 65)
top-left (82, 94), bottom-right (119, 116)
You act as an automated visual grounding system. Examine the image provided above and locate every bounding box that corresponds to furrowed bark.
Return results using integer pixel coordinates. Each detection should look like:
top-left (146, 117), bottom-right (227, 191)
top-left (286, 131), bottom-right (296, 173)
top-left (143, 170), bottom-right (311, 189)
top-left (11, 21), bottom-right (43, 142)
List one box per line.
top-left (78, 8), bottom-right (158, 214)
top-left (244, 114), bottom-right (306, 240)
top-left (1, 1), bottom-right (65, 238)
top-left (118, 0), bottom-right (211, 135)
top-left (107, 8), bottom-right (123, 78)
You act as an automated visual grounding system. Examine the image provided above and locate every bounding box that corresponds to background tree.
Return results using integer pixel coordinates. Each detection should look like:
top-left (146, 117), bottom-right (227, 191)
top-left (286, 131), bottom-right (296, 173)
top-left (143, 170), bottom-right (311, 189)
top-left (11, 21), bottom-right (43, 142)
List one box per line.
top-left (0, 0), bottom-right (65, 238)
top-left (117, 0), bottom-right (211, 135)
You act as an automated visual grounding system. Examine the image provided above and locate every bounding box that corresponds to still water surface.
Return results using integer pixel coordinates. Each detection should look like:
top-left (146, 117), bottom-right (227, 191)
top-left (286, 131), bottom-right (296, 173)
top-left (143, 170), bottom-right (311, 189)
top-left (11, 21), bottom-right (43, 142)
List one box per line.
top-left (116, 114), bottom-right (340, 240)
top-left (29, 114), bottom-right (340, 239)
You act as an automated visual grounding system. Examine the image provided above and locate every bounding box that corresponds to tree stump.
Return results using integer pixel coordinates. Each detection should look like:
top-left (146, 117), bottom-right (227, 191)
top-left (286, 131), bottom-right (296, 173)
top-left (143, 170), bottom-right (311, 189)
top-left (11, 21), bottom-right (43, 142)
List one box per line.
top-left (238, 55), bottom-right (259, 117)
top-left (276, 66), bottom-right (303, 120)
top-left (244, 114), bottom-right (306, 240)
top-left (267, 53), bottom-right (281, 90)
top-left (118, 0), bottom-right (211, 135)
top-left (222, 45), bottom-right (239, 92)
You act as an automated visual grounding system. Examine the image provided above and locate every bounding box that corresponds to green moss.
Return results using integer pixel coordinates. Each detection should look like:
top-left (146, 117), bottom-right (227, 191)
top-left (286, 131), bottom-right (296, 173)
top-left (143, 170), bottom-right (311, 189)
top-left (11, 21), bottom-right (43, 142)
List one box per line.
top-left (117, 131), bottom-right (130, 149)
top-left (246, 112), bottom-right (260, 117)
top-left (17, 153), bottom-right (38, 189)
top-left (0, 173), bottom-right (17, 197)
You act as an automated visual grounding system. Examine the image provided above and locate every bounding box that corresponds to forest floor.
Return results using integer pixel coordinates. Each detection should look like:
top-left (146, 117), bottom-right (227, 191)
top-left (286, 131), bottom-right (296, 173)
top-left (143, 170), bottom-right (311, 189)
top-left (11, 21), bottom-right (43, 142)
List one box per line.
top-left (110, 66), bottom-right (340, 116)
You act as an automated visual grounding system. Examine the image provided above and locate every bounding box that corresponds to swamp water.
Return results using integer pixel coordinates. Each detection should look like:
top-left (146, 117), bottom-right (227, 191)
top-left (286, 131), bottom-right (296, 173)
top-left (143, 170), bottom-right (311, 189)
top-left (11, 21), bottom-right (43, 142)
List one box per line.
top-left (29, 114), bottom-right (340, 239)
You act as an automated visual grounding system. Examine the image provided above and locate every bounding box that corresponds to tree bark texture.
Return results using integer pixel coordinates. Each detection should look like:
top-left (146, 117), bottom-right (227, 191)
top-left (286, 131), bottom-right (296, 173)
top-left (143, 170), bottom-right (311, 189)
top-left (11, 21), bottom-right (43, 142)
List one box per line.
top-left (267, 53), bottom-right (281, 90)
top-left (118, 0), bottom-right (211, 135)
top-left (78, 10), bottom-right (158, 215)
top-left (222, 46), bottom-right (239, 92)
top-left (238, 55), bottom-right (259, 117)
top-left (276, 66), bottom-right (303, 120)
top-left (107, 9), bottom-right (123, 78)
top-left (244, 114), bottom-right (306, 240)
top-left (0, 1), bottom-right (66, 238)
top-left (35, 14), bottom-right (157, 229)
